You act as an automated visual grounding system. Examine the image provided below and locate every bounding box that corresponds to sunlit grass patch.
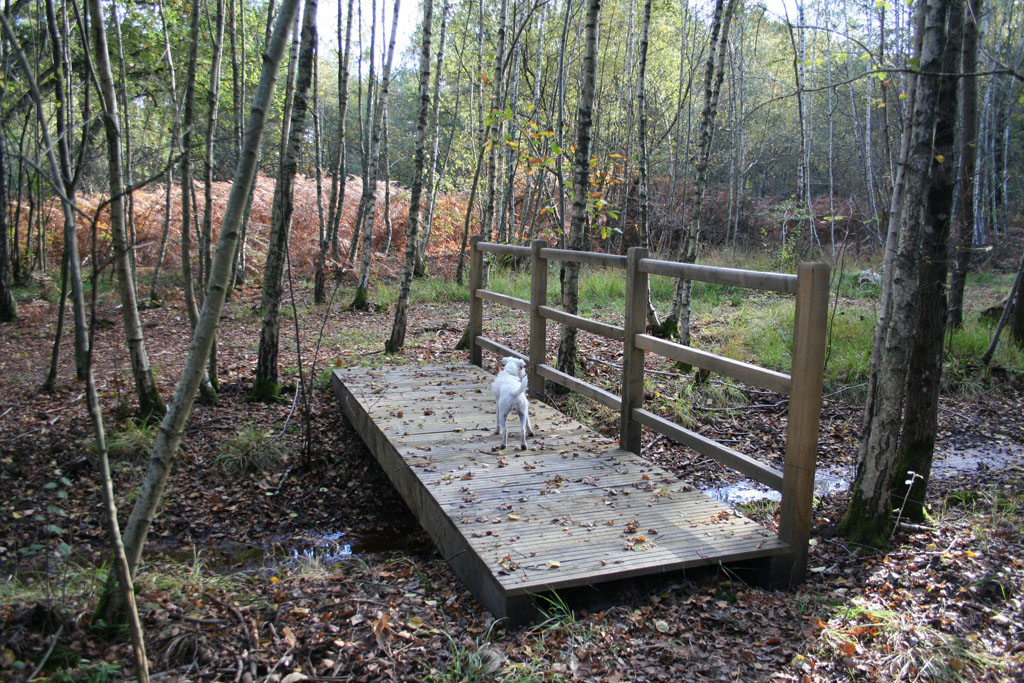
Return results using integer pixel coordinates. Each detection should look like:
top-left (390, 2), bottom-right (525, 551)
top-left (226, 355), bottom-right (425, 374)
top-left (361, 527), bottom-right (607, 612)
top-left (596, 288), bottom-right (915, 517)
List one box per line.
top-left (411, 278), bottom-right (470, 304)
top-left (671, 376), bottom-right (749, 429)
top-left (817, 598), bottom-right (1007, 680)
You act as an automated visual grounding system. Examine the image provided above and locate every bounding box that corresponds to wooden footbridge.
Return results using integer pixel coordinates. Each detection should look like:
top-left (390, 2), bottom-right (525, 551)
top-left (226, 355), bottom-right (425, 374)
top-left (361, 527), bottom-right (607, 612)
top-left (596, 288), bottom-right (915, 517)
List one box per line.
top-left (332, 239), bottom-right (828, 623)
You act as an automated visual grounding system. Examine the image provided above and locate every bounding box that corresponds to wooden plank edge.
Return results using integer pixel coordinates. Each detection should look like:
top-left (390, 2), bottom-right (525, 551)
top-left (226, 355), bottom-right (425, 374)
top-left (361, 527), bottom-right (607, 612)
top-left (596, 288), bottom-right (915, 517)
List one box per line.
top-left (331, 370), bottom-right (517, 621)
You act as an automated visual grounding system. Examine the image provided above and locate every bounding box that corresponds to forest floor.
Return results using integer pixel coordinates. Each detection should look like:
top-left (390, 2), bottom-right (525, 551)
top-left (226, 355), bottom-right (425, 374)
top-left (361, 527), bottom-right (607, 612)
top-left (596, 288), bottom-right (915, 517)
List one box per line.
top-left (1, 269), bottom-right (1022, 682)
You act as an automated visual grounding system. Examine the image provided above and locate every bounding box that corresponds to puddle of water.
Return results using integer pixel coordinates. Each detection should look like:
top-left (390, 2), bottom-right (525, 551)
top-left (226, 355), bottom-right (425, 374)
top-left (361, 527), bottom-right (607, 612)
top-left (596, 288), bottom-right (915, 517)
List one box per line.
top-left (152, 527), bottom-right (431, 574)
top-left (703, 444), bottom-right (1023, 507)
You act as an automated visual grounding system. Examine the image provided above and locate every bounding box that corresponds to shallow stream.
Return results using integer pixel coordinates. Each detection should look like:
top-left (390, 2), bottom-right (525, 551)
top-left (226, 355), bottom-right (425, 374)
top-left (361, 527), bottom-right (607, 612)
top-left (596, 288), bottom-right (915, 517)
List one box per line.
top-left (704, 443), bottom-right (1024, 506)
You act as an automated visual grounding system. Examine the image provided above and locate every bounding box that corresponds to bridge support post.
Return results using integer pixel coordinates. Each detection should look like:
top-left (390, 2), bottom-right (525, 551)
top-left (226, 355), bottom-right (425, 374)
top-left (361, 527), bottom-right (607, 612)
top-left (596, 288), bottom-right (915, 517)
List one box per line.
top-left (621, 247), bottom-right (648, 454)
top-left (528, 240), bottom-right (548, 397)
top-left (773, 261), bottom-right (829, 585)
top-left (468, 235), bottom-right (484, 367)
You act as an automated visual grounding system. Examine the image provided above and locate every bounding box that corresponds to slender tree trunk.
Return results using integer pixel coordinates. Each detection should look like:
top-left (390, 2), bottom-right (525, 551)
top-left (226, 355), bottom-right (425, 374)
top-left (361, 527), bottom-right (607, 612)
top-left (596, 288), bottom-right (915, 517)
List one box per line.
top-left (948, 0), bottom-right (982, 329)
top-left (38, 0), bottom-right (89, 380)
top-left (635, 0), bottom-right (659, 331)
top-left (110, 3), bottom-right (139, 292)
top-left (480, 0), bottom-right (509, 242)
top-left (555, 0), bottom-right (600, 377)
top-left (150, 0), bottom-right (181, 303)
top-left (83, 209), bottom-right (151, 683)
top-left (179, 0), bottom-right (217, 404)
top-left (254, 0), bottom-right (319, 401)
top-left (662, 0), bottom-right (737, 344)
top-left (99, 0), bottom-right (300, 621)
top-left (347, 0), bottom-right (377, 267)
top-left (381, 102), bottom-right (393, 254)
top-left (386, 0), bottom-right (432, 353)
top-left (181, 0), bottom-right (201, 329)
top-left (327, 0), bottom-right (355, 261)
top-left (891, 0), bottom-right (963, 524)
top-left (204, 0), bottom-right (227, 390)
top-left (414, 0), bottom-right (449, 278)
top-left (351, 0), bottom-right (400, 309)
top-left (0, 141), bottom-right (14, 323)
top-left (87, 0), bottom-right (166, 419)
top-left (314, 50), bottom-right (330, 303)
top-left (43, 251), bottom-right (69, 393)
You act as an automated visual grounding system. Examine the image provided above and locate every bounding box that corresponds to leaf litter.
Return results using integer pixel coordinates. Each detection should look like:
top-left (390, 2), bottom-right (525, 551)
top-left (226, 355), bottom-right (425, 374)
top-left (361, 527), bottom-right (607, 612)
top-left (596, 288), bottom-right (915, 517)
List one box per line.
top-left (0, 259), bottom-right (1022, 680)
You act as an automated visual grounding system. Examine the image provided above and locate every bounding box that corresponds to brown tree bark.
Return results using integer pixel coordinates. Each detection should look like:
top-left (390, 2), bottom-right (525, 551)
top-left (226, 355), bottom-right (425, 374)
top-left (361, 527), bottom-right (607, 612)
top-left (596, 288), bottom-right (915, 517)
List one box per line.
top-left (254, 0), bottom-right (320, 401)
top-left (87, 0), bottom-right (166, 419)
top-left (387, 0), bottom-right (433, 353)
top-left (948, 0), bottom-right (982, 329)
top-left (840, 0), bottom-right (958, 546)
top-left (661, 0), bottom-right (737, 344)
top-left (555, 0), bottom-right (601, 377)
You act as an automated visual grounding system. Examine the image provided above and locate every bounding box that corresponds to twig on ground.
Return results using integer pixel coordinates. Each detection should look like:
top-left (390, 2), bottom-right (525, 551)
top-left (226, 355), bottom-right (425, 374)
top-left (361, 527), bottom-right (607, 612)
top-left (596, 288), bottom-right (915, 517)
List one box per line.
top-left (25, 624), bottom-right (62, 682)
top-left (206, 592), bottom-right (253, 645)
top-left (642, 434), bottom-right (667, 455)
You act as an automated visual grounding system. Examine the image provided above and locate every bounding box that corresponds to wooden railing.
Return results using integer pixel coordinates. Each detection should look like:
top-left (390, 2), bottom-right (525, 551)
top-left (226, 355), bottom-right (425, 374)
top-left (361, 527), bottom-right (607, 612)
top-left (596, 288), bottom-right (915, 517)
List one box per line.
top-left (467, 236), bottom-right (829, 584)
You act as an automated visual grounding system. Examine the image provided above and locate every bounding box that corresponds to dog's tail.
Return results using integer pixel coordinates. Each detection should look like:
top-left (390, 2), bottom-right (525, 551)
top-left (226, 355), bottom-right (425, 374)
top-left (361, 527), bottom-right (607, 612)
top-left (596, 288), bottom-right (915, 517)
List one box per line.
top-left (516, 375), bottom-right (529, 397)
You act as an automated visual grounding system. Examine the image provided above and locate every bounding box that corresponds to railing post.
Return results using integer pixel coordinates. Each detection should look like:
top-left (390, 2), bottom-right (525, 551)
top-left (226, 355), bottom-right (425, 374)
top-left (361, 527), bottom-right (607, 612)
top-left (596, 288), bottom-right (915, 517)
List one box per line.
top-left (468, 235), bottom-right (484, 367)
top-left (775, 261), bottom-right (829, 586)
top-left (621, 247), bottom-right (648, 454)
top-left (528, 239), bottom-right (548, 397)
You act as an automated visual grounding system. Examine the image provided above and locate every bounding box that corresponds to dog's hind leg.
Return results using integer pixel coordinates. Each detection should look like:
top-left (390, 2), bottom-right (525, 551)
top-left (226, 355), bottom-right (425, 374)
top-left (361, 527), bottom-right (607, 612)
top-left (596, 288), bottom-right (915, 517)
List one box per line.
top-left (497, 409), bottom-right (509, 450)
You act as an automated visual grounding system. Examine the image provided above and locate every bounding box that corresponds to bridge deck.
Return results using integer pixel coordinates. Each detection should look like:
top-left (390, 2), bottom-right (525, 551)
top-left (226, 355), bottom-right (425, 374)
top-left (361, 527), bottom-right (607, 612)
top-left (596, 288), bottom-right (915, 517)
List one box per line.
top-left (332, 363), bottom-right (790, 623)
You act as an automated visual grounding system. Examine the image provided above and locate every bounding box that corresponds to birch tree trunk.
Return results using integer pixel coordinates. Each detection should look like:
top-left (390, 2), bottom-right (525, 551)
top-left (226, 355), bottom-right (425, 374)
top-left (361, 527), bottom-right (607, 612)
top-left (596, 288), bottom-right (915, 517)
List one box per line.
top-left (40, 0), bottom-right (89, 381)
top-left (326, 0), bottom-right (355, 263)
top-left (555, 0), bottom-right (600, 377)
top-left (351, 0), bottom-right (400, 310)
top-left (347, 0), bottom-right (377, 267)
top-left (661, 0), bottom-right (737, 345)
top-left (890, 0), bottom-right (963, 524)
top-left (635, 0), bottom-right (659, 331)
top-left (203, 0), bottom-right (227, 389)
top-left (0, 136), bottom-right (14, 322)
top-left (254, 0), bottom-right (319, 401)
top-left (414, 0), bottom-right (449, 278)
top-left (87, 0), bottom-right (166, 419)
top-left (149, 0), bottom-right (179, 303)
top-left (386, 0), bottom-right (433, 354)
top-left (99, 0), bottom-right (301, 620)
top-left (480, 0), bottom-right (509, 243)
top-left (948, 0), bottom-right (982, 329)
top-left (839, 0), bottom-right (956, 546)
top-left (180, 0), bottom-right (217, 404)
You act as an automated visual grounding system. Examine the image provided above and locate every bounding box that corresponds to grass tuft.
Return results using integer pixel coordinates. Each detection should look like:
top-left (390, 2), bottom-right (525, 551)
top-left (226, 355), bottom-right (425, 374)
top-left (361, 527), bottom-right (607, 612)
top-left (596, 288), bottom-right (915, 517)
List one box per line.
top-left (104, 419), bottom-right (157, 461)
top-left (212, 424), bottom-right (289, 474)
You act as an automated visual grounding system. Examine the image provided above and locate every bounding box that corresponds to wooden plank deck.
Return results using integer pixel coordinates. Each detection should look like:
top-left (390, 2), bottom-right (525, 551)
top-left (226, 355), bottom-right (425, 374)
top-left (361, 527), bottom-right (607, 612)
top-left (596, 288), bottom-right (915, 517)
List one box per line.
top-left (332, 363), bottom-right (791, 623)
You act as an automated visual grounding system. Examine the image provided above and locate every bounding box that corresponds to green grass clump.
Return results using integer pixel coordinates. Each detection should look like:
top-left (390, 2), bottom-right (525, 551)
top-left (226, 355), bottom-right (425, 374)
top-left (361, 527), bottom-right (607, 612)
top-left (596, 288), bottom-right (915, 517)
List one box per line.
top-left (103, 420), bottom-right (157, 461)
top-left (212, 424), bottom-right (289, 474)
top-left (427, 622), bottom-right (505, 683)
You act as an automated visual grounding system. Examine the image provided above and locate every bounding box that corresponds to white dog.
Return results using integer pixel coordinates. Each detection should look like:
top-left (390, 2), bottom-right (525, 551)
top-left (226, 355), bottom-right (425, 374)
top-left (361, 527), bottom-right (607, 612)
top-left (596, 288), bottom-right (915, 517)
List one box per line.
top-left (491, 357), bottom-right (534, 450)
